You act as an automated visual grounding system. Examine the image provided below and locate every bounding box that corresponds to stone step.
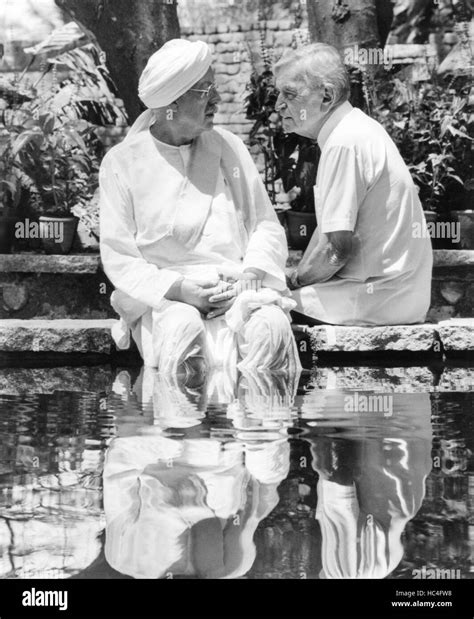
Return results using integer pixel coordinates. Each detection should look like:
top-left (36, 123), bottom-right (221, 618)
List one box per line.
top-left (293, 319), bottom-right (474, 358)
top-left (0, 318), bottom-right (472, 357)
top-left (0, 250), bottom-right (473, 321)
top-left (0, 253), bottom-right (113, 320)
top-left (0, 319), bottom-right (116, 354)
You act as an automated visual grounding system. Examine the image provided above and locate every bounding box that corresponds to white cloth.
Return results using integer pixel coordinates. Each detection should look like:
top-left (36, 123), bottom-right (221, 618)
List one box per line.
top-left (292, 101), bottom-right (433, 326)
top-left (126, 39), bottom-right (213, 140)
top-left (139, 39), bottom-right (211, 109)
top-left (99, 128), bottom-right (300, 371)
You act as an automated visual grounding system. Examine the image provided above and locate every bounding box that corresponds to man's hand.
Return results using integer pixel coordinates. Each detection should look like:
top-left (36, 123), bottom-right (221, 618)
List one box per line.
top-left (206, 270), bottom-right (265, 320)
top-left (165, 278), bottom-right (234, 314)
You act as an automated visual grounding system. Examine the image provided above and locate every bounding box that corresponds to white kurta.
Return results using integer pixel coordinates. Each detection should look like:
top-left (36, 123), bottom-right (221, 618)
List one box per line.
top-left (100, 128), bottom-right (300, 372)
top-left (293, 102), bottom-right (433, 326)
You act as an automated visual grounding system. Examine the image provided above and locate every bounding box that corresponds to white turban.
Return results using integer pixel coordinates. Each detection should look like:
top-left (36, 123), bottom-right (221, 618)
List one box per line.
top-left (139, 39), bottom-right (212, 109)
top-left (125, 39), bottom-right (212, 140)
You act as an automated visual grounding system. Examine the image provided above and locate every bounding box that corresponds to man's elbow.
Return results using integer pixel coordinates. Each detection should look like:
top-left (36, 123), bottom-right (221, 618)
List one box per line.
top-left (326, 231), bottom-right (354, 270)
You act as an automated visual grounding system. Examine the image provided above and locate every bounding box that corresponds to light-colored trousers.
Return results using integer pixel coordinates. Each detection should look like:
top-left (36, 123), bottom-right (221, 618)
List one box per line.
top-left (128, 298), bottom-right (301, 375)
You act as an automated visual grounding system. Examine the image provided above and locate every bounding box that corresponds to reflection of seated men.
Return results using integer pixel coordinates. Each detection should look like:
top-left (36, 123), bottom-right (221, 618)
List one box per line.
top-left (105, 362), bottom-right (302, 578)
top-left (307, 407), bottom-right (432, 578)
top-left (103, 436), bottom-right (289, 579)
top-left (112, 360), bottom-right (301, 435)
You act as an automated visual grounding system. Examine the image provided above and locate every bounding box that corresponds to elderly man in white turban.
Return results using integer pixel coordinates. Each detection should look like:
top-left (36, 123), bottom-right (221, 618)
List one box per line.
top-left (275, 44), bottom-right (433, 326)
top-left (100, 39), bottom-right (300, 374)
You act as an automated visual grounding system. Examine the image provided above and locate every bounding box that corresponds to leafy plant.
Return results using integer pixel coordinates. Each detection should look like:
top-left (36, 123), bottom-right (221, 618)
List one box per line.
top-left (372, 75), bottom-right (473, 213)
top-left (12, 110), bottom-right (99, 216)
top-left (0, 40), bottom-right (121, 220)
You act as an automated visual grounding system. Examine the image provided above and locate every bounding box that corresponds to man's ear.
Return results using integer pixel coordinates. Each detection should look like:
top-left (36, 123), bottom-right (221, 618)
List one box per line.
top-left (321, 87), bottom-right (336, 112)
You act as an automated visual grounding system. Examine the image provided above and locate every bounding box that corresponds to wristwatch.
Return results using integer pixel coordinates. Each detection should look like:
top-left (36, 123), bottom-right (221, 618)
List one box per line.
top-left (289, 268), bottom-right (302, 289)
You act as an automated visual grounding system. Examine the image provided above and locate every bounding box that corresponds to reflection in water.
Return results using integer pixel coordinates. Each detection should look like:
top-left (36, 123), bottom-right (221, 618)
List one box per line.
top-left (104, 365), bottom-right (298, 579)
top-left (0, 368), bottom-right (472, 580)
top-left (0, 392), bottom-right (106, 579)
top-left (301, 390), bottom-right (433, 579)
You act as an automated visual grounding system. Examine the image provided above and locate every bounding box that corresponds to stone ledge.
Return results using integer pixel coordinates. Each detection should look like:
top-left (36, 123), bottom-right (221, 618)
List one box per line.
top-left (433, 250), bottom-right (474, 267)
top-left (303, 324), bottom-right (437, 353)
top-left (0, 254), bottom-right (101, 274)
top-left (0, 319), bottom-right (115, 354)
top-left (287, 249), bottom-right (474, 268)
top-left (436, 318), bottom-right (474, 351)
top-left (0, 365), bottom-right (113, 395)
top-left (0, 319), bottom-right (472, 356)
top-left (307, 365), bottom-right (473, 392)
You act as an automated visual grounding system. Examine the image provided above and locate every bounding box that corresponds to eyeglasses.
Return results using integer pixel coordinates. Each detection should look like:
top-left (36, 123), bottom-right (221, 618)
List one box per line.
top-left (188, 83), bottom-right (217, 99)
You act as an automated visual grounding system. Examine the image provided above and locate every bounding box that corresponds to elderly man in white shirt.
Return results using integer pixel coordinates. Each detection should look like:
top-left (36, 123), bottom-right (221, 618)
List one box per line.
top-left (100, 40), bottom-right (300, 374)
top-left (275, 44), bottom-right (433, 326)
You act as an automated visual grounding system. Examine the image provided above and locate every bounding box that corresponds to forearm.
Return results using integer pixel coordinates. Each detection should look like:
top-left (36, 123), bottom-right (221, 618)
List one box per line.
top-left (163, 276), bottom-right (185, 302)
top-left (290, 231), bottom-right (353, 288)
top-left (298, 242), bottom-right (346, 285)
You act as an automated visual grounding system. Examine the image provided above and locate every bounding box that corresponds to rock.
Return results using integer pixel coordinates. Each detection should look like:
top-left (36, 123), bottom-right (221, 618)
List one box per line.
top-left (2, 284), bottom-right (28, 311)
top-left (443, 33), bottom-right (458, 45)
top-left (0, 319), bottom-right (116, 353)
top-left (438, 367), bottom-right (474, 391)
top-left (279, 20), bottom-right (292, 30)
top-left (437, 318), bottom-right (474, 351)
top-left (307, 325), bottom-right (437, 352)
top-left (0, 254), bottom-right (100, 274)
top-left (427, 305), bottom-right (456, 323)
top-left (0, 366), bottom-right (113, 395)
top-left (440, 281), bottom-right (464, 304)
top-left (309, 366), bottom-right (434, 391)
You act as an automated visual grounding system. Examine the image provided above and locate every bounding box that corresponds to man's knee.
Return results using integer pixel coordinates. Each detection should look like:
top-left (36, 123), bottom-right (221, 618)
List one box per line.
top-left (157, 302), bottom-right (204, 334)
top-left (246, 305), bottom-right (291, 335)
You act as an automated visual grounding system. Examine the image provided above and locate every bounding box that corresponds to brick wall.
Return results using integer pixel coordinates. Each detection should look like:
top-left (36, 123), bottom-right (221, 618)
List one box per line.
top-left (182, 21), bottom-right (308, 143)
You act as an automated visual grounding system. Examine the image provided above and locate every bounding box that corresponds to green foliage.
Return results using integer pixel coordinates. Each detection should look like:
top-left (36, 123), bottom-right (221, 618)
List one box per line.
top-left (0, 42), bottom-right (121, 219)
top-left (373, 76), bottom-right (473, 212)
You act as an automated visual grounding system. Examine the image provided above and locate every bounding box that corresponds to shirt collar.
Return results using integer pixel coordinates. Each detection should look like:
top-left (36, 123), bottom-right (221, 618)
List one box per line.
top-left (317, 100), bottom-right (354, 150)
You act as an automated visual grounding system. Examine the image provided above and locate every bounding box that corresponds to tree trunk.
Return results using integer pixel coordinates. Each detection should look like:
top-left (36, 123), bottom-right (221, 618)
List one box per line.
top-left (55, 0), bottom-right (180, 123)
top-left (307, 0), bottom-right (394, 110)
top-left (307, 0), bottom-right (393, 50)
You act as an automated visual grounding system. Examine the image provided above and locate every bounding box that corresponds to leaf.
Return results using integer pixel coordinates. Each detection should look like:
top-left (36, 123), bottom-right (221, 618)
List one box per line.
top-left (12, 129), bottom-right (43, 156)
top-left (447, 125), bottom-right (472, 140)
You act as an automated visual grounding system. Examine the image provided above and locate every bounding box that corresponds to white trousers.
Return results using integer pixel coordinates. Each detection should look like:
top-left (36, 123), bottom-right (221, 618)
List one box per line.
top-left (129, 298), bottom-right (301, 375)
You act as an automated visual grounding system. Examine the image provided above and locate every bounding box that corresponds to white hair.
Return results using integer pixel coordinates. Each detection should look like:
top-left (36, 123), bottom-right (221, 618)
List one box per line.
top-left (274, 43), bottom-right (350, 108)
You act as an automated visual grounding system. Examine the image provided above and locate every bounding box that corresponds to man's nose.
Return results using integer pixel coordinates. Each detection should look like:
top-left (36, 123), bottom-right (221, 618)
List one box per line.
top-left (210, 86), bottom-right (221, 105)
top-left (275, 93), bottom-right (286, 113)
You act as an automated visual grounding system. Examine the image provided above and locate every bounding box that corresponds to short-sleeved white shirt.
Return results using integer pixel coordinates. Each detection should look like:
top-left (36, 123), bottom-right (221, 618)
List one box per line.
top-left (292, 101), bottom-right (433, 326)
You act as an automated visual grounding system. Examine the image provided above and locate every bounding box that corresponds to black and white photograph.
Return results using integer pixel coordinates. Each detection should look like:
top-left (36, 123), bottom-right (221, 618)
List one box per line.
top-left (0, 0), bottom-right (473, 617)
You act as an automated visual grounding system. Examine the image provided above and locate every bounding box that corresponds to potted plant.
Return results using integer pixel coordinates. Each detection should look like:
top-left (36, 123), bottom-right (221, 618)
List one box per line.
top-left (0, 123), bottom-right (37, 254)
top-left (15, 112), bottom-right (99, 254)
top-left (0, 128), bottom-right (19, 254)
top-left (372, 74), bottom-right (473, 249)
